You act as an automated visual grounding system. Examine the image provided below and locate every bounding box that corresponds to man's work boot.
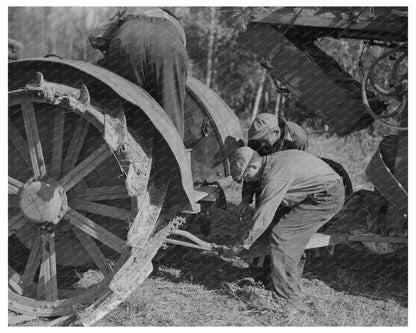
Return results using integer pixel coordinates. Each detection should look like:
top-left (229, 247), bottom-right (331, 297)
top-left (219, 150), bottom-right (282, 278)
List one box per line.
top-left (286, 298), bottom-right (302, 324)
top-left (247, 291), bottom-right (285, 311)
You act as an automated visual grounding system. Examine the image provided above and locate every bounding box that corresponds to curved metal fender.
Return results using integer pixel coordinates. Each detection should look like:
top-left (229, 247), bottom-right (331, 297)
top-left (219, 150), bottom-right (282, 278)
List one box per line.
top-left (186, 76), bottom-right (245, 178)
top-left (9, 57), bottom-right (196, 211)
top-left (366, 144), bottom-right (407, 218)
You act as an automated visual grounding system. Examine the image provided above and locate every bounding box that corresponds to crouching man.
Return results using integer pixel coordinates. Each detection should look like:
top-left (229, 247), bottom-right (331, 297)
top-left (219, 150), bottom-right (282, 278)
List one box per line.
top-left (225, 147), bottom-right (345, 313)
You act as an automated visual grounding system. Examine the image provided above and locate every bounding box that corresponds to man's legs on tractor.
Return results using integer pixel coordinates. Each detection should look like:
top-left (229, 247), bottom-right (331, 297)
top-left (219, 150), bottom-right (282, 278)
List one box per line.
top-left (106, 19), bottom-right (187, 138)
top-left (269, 180), bottom-right (344, 309)
top-left (143, 23), bottom-right (187, 139)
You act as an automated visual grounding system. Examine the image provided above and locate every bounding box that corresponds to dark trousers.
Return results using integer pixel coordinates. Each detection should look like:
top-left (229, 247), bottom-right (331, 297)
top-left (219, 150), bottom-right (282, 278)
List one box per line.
top-left (105, 18), bottom-right (187, 138)
top-left (270, 180), bottom-right (345, 301)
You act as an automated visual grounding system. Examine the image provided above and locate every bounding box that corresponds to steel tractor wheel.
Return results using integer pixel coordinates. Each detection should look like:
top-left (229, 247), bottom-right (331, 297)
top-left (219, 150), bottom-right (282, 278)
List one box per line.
top-left (8, 73), bottom-right (173, 317)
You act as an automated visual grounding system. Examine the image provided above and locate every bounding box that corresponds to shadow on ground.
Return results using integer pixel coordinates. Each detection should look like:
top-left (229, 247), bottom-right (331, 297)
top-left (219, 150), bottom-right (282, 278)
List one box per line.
top-left (154, 246), bottom-right (255, 290)
top-left (303, 244), bottom-right (408, 307)
top-left (154, 204), bottom-right (408, 308)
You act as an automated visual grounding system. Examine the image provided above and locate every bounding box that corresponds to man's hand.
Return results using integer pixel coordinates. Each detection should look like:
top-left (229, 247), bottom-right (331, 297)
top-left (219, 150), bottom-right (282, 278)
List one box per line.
top-left (238, 202), bottom-right (253, 218)
top-left (214, 245), bottom-right (244, 258)
top-left (212, 244), bottom-right (229, 256)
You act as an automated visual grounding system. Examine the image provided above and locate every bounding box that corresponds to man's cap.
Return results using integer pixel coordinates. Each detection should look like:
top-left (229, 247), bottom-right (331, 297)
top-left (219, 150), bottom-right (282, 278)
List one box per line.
top-left (229, 147), bottom-right (254, 182)
top-left (248, 113), bottom-right (280, 140)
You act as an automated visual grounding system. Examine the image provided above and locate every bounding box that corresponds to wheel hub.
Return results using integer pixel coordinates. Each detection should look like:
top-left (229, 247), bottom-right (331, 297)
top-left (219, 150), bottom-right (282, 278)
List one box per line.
top-left (19, 177), bottom-right (68, 224)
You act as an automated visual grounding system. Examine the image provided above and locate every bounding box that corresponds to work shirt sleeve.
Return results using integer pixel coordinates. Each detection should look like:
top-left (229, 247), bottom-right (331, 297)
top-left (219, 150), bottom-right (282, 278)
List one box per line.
top-left (241, 179), bottom-right (291, 250)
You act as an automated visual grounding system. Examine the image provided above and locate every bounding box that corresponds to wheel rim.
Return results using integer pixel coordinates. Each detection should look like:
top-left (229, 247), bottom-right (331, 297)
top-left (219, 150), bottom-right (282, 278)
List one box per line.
top-left (8, 82), bottom-right (152, 316)
top-left (361, 46), bottom-right (408, 131)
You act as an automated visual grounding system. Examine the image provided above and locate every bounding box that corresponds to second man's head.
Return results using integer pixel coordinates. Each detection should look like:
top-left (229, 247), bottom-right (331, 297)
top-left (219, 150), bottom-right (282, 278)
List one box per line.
top-left (248, 113), bottom-right (281, 151)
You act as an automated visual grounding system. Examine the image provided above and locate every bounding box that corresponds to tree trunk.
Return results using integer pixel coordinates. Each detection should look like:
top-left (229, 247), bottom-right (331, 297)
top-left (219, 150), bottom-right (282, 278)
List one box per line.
top-left (43, 7), bottom-right (56, 54)
top-left (272, 77), bottom-right (284, 117)
top-left (275, 92), bottom-right (282, 117)
top-left (68, 37), bottom-right (74, 59)
top-left (206, 7), bottom-right (216, 88)
top-left (279, 93), bottom-right (286, 119)
top-left (284, 92), bottom-right (290, 118)
top-left (251, 70), bottom-right (267, 121)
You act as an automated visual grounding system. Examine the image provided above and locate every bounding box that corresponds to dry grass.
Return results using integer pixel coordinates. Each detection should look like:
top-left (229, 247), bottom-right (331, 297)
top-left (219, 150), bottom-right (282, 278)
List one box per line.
top-left (93, 240), bottom-right (407, 326)
top-left (307, 131), bottom-right (382, 191)
top-left (93, 169), bottom-right (407, 327)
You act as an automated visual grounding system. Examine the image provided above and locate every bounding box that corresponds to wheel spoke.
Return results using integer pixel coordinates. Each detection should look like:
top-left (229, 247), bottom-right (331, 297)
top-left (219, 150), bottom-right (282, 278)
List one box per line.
top-left (62, 117), bottom-right (90, 176)
top-left (21, 103), bottom-right (47, 177)
top-left (8, 212), bottom-right (27, 236)
top-left (9, 118), bottom-right (31, 167)
top-left (72, 199), bottom-right (133, 221)
top-left (8, 176), bottom-right (23, 195)
top-left (9, 267), bottom-right (23, 295)
top-left (59, 144), bottom-right (111, 192)
top-left (66, 209), bottom-right (126, 253)
top-left (37, 233), bottom-right (58, 301)
top-left (50, 108), bottom-right (66, 179)
top-left (72, 227), bottom-right (113, 275)
top-left (77, 186), bottom-right (130, 201)
top-left (8, 195), bottom-right (19, 208)
top-left (20, 230), bottom-right (42, 297)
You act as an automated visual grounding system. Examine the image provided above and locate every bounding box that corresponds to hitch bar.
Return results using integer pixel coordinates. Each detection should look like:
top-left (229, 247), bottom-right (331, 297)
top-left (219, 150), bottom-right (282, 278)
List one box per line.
top-left (165, 230), bottom-right (408, 254)
top-left (165, 230), bottom-right (218, 252)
